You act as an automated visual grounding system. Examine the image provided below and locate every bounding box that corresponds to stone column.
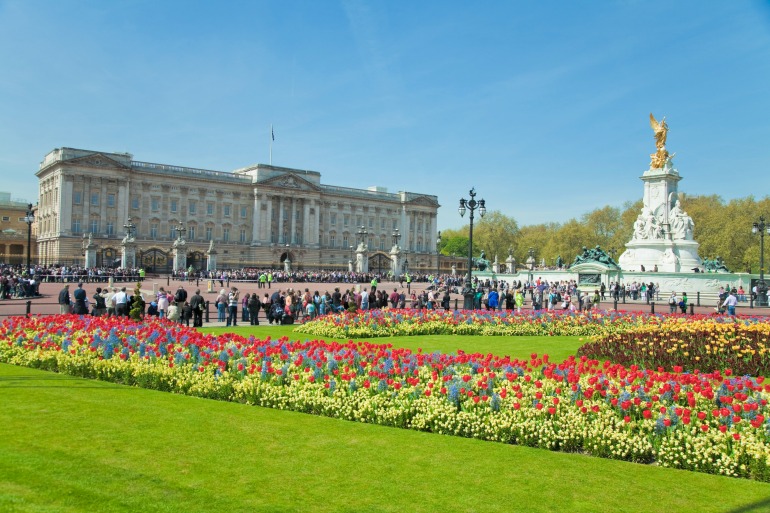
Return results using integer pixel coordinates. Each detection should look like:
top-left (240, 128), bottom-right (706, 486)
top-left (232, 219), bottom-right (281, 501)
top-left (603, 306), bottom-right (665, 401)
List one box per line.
top-left (290, 198), bottom-right (297, 244)
top-left (265, 195), bottom-right (273, 243)
top-left (173, 241), bottom-right (187, 271)
top-left (206, 248), bottom-right (218, 272)
top-left (303, 200), bottom-right (310, 247)
top-left (277, 196), bottom-right (285, 243)
top-left (84, 237), bottom-right (97, 268)
top-left (60, 176), bottom-right (73, 234)
top-left (251, 190), bottom-right (261, 245)
top-left (121, 241), bottom-right (137, 268)
top-left (313, 199), bottom-right (320, 247)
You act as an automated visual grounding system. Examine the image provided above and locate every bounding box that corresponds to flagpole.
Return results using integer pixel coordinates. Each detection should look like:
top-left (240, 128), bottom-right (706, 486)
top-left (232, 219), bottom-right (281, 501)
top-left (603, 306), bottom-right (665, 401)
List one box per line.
top-left (269, 124), bottom-right (273, 166)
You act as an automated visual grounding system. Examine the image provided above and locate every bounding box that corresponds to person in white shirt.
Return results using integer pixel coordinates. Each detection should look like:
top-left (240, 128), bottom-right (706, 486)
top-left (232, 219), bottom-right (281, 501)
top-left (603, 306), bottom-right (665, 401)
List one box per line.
top-left (114, 287), bottom-right (128, 317)
top-left (722, 290), bottom-right (738, 316)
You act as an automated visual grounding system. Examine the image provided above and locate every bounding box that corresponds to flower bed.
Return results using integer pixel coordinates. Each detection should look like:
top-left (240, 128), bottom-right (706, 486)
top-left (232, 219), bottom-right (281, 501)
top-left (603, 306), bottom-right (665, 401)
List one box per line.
top-left (2, 315), bottom-right (770, 481)
top-left (578, 317), bottom-right (770, 376)
top-left (295, 309), bottom-right (667, 338)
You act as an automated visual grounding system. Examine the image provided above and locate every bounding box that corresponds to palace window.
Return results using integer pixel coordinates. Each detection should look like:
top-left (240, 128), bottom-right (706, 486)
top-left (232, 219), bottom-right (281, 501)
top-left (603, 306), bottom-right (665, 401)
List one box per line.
top-left (170, 200), bottom-right (178, 213)
top-left (73, 191), bottom-right (82, 205)
top-left (169, 226), bottom-right (176, 239)
top-left (224, 205), bottom-right (231, 217)
top-left (240, 229), bottom-right (247, 243)
top-left (188, 226), bottom-right (196, 240)
top-left (344, 214), bottom-right (349, 227)
top-left (90, 219), bottom-right (99, 233)
top-left (131, 197), bottom-right (139, 210)
top-left (107, 194), bottom-right (115, 208)
top-left (72, 219), bottom-right (81, 233)
top-left (330, 234), bottom-right (336, 247)
top-left (205, 227), bottom-right (212, 241)
top-left (223, 228), bottom-right (230, 243)
top-left (106, 222), bottom-right (114, 236)
top-left (330, 213), bottom-right (336, 226)
top-left (189, 201), bottom-right (197, 215)
top-left (151, 198), bottom-right (160, 212)
top-left (241, 206), bottom-right (247, 219)
top-left (91, 193), bottom-right (99, 206)
top-left (342, 235), bottom-right (349, 247)
top-left (207, 203), bottom-right (214, 215)
top-left (150, 224), bottom-right (158, 239)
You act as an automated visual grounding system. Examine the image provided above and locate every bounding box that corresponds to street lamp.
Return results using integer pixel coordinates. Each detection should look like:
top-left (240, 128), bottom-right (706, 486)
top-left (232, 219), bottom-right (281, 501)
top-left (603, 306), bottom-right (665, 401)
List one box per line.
top-left (752, 216), bottom-right (770, 307)
top-left (391, 229), bottom-right (401, 249)
top-left (24, 203), bottom-right (34, 276)
top-left (403, 251), bottom-right (409, 274)
top-left (174, 221), bottom-right (187, 241)
top-left (458, 188), bottom-right (486, 309)
top-left (436, 231), bottom-right (442, 276)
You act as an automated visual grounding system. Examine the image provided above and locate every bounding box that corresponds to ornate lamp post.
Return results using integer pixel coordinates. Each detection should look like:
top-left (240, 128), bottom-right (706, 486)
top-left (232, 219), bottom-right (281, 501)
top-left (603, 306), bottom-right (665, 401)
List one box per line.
top-left (403, 251), bottom-right (409, 274)
top-left (436, 231), bottom-right (442, 276)
top-left (174, 221), bottom-right (187, 241)
top-left (391, 228), bottom-right (401, 248)
top-left (752, 217), bottom-right (770, 307)
top-left (24, 203), bottom-right (34, 276)
top-left (458, 188), bottom-right (486, 309)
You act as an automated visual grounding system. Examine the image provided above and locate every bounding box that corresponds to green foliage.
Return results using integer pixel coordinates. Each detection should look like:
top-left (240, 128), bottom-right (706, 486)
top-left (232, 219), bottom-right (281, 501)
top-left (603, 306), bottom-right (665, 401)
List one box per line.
top-left (128, 283), bottom-right (144, 321)
top-left (439, 194), bottom-right (770, 272)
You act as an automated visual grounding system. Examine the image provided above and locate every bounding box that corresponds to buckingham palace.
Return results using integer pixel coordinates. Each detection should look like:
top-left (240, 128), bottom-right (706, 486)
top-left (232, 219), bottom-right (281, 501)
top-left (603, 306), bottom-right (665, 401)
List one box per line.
top-left (34, 147), bottom-right (440, 273)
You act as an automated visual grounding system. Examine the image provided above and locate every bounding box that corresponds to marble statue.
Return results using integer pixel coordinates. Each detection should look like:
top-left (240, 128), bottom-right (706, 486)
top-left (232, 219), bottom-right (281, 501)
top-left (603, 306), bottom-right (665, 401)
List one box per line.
top-left (633, 207), bottom-right (663, 240)
top-left (669, 200), bottom-right (694, 240)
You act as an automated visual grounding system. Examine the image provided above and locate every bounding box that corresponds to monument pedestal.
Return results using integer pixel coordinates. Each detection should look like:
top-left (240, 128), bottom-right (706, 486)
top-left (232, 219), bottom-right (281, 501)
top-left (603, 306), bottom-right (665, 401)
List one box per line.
top-left (619, 239), bottom-right (701, 273)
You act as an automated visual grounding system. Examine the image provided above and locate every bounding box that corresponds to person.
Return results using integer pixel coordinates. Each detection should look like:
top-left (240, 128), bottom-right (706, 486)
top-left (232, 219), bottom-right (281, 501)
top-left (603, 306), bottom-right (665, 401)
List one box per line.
top-left (181, 301), bottom-right (192, 326)
top-left (360, 288), bottom-right (369, 310)
top-left (216, 289), bottom-right (227, 322)
top-left (114, 287), bottom-right (129, 317)
top-left (592, 290), bottom-right (600, 310)
top-left (246, 293), bottom-right (260, 325)
top-left (442, 289), bottom-right (451, 310)
top-left (72, 283), bottom-right (88, 315)
top-left (262, 293), bottom-right (273, 322)
top-left (737, 286), bottom-right (746, 302)
top-left (242, 293), bottom-right (251, 323)
top-left (157, 289), bottom-right (169, 319)
top-left (514, 289), bottom-right (524, 313)
top-left (189, 289), bottom-right (204, 327)
top-left (487, 288), bottom-right (499, 311)
top-left (722, 289), bottom-right (738, 316)
top-left (668, 292), bottom-right (678, 314)
top-left (389, 288), bottom-right (399, 309)
top-left (405, 273), bottom-right (412, 293)
top-left (58, 284), bottom-right (71, 314)
top-left (105, 288), bottom-right (117, 317)
top-left (147, 301), bottom-right (159, 317)
top-left (92, 287), bottom-right (107, 317)
top-left (167, 301), bottom-right (180, 322)
top-left (174, 285), bottom-right (188, 304)
top-left (226, 287), bottom-right (239, 327)
top-left (679, 292), bottom-right (688, 314)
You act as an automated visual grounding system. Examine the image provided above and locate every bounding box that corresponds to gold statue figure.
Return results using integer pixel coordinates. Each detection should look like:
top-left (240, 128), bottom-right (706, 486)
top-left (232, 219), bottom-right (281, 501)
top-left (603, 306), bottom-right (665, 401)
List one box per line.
top-left (649, 113), bottom-right (670, 168)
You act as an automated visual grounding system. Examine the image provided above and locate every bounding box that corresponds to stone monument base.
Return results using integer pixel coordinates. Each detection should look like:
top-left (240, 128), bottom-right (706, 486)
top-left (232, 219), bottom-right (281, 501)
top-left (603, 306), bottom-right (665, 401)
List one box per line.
top-left (619, 240), bottom-right (701, 273)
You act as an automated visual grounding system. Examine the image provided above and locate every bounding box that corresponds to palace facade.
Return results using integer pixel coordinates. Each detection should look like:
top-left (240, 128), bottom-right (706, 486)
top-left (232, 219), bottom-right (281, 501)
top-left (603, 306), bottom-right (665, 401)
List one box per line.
top-left (34, 147), bottom-right (440, 272)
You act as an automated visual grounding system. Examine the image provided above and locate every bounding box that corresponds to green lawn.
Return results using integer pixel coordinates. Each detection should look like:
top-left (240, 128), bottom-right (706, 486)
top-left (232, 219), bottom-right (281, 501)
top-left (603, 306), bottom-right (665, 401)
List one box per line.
top-left (201, 325), bottom-right (584, 363)
top-left (2, 326), bottom-right (770, 512)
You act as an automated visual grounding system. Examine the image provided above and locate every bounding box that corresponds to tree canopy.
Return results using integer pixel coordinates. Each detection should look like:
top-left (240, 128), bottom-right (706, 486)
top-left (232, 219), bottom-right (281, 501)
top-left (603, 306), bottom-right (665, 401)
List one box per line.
top-left (440, 195), bottom-right (770, 273)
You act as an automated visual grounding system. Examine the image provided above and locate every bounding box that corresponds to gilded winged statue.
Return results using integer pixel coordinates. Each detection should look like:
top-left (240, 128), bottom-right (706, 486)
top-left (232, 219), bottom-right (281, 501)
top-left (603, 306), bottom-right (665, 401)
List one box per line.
top-left (649, 113), bottom-right (670, 168)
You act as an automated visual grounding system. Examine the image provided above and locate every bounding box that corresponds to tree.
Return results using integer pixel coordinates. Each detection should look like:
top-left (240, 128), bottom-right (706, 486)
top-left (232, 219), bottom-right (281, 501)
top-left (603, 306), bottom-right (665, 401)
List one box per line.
top-left (472, 211), bottom-right (519, 263)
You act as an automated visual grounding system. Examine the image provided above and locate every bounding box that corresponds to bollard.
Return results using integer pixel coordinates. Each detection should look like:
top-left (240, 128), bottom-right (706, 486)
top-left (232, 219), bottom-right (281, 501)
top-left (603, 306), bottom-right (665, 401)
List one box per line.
top-left (650, 301), bottom-right (655, 314)
top-left (26, 300), bottom-right (32, 317)
top-left (750, 296), bottom-right (754, 309)
top-left (167, 275), bottom-right (170, 286)
top-left (689, 303), bottom-right (695, 315)
top-left (613, 299), bottom-right (618, 310)
top-left (454, 298), bottom-right (458, 310)
top-left (622, 293), bottom-right (626, 304)
top-left (205, 301), bottom-right (210, 323)
top-left (696, 291), bottom-right (700, 307)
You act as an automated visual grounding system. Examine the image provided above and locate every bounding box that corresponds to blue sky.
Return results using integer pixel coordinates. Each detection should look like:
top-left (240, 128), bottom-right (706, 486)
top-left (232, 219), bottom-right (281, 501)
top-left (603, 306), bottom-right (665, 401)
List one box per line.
top-left (1, 0), bottom-right (769, 230)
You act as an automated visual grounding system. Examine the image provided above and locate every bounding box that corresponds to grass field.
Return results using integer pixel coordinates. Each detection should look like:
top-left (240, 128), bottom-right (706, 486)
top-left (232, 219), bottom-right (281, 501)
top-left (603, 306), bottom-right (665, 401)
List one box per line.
top-left (2, 326), bottom-right (770, 512)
